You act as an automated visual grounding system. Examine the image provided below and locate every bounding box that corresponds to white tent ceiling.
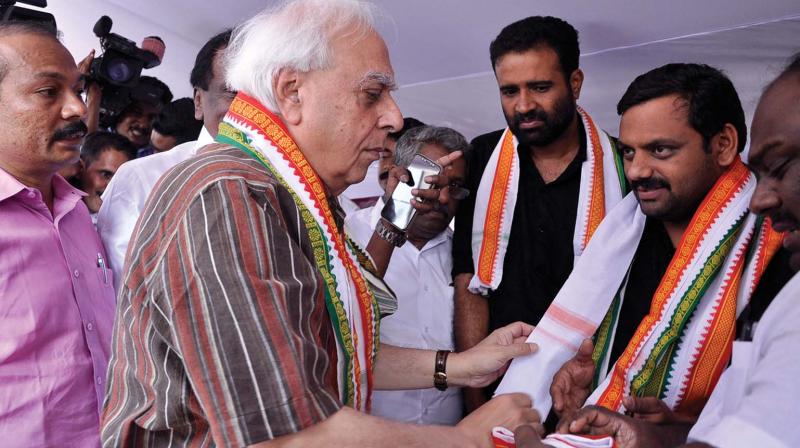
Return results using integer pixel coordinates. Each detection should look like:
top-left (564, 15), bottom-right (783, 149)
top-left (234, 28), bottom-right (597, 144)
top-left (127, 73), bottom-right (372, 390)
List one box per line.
top-left (35, 0), bottom-right (800, 198)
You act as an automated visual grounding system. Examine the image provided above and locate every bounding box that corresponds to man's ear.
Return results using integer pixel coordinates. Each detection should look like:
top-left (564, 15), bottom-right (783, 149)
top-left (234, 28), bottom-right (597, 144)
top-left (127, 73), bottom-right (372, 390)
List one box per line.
top-left (274, 68), bottom-right (302, 125)
top-left (76, 158), bottom-right (86, 179)
top-left (712, 123), bottom-right (739, 167)
top-left (570, 68), bottom-right (584, 101)
top-left (192, 88), bottom-right (204, 121)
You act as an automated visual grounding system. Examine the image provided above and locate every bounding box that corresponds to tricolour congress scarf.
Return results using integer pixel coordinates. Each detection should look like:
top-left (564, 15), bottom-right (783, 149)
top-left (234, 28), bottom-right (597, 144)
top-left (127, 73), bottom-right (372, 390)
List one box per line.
top-left (496, 158), bottom-right (783, 417)
top-left (469, 107), bottom-right (626, 295)
top-left (216, 92), bottom-right (380, 411)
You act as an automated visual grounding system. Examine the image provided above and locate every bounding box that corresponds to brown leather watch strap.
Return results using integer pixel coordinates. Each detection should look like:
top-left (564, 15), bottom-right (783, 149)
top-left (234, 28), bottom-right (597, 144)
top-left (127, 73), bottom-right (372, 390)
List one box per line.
top-left (433, 350), bottom-right (450, 391)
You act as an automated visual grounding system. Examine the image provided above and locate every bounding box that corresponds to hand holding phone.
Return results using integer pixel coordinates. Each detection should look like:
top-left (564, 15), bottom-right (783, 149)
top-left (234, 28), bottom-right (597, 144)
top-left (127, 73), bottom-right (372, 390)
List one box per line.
top-left (381, 153), bottom-right (441, 231)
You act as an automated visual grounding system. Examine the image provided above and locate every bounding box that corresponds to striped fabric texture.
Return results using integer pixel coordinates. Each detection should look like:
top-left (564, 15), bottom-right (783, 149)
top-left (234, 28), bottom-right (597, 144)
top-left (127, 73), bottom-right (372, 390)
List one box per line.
top-left (101, 146), bottom-right (343, 447)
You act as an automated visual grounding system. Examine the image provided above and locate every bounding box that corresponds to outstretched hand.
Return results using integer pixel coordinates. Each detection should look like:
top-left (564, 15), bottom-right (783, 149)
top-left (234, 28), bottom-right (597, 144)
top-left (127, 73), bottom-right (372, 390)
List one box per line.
top-left (557, 405), bottom-right (647, 448)
top-left (77, 50), bottom-right (102, 134)
top-left (551, 338), bottom-right (595, 418)
top-left (449, 321), bottom-right (537, 388)
top-left (458, 393), bottom-right (541, 448)
top-left (556, 401), bottom-right (691, 448)
top-left (622, 396), bottom-right (697, 425)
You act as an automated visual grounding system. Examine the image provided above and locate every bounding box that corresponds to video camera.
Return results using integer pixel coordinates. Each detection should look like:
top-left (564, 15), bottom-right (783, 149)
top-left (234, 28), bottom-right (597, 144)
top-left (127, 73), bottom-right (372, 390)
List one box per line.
top-left (88, 15), bottom-right (167, 127)
top-left (0, 0), bottom-right (57, 30)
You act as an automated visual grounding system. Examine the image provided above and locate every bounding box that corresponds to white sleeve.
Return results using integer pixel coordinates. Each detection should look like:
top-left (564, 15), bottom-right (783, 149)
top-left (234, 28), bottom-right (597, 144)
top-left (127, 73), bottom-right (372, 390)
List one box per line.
top-left (692, 416), bottom-right (787, 448)
top-left (689, 283), bottom-right (800, 448)
top-left (96, 165), bottom-right (148, 292)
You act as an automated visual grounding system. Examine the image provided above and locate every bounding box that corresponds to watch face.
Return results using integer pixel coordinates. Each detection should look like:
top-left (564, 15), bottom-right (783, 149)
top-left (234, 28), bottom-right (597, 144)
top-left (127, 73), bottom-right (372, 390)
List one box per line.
top-left (433, 371), bottom-right (448, 390)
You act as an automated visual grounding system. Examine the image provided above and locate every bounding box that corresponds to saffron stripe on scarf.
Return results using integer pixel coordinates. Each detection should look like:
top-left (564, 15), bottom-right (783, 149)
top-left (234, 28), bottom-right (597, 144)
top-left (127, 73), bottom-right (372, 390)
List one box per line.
top-left (477, 130), bottom-right (515, 285)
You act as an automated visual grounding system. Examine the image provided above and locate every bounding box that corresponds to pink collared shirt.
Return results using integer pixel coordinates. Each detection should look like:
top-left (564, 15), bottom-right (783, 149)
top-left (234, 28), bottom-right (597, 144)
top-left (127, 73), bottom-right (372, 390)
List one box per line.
top-left (0, 167), bottom-right (115, 447)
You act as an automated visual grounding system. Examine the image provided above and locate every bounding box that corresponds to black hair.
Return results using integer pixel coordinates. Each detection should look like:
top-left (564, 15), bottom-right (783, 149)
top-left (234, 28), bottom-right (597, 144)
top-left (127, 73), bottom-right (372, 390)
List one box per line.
top-left (0, 21), bottom-right (57, 39)
top-left (81, 131), bottom-right (137, 165)
top-left (136, 75), bottom-right (173, 106)
top-left (388, 116), bottom-right (426, 141)
top-left (617, 63), bottom-right (747, 153)
top-left (190, 29), bottom-right (232, 90)
top-left (489, 16), bottom-right (579, 79)
top-left (108, 75), bottom-right (174, 130)
top-left (152, 97), bottom-right (203, 145)
top-left (0, 22), bottom-right (60, 85)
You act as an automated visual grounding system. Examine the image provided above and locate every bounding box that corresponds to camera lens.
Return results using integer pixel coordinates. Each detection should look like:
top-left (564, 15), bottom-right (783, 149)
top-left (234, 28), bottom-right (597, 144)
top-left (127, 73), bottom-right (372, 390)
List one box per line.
top-left (106, 57), bottom-right (134, 83)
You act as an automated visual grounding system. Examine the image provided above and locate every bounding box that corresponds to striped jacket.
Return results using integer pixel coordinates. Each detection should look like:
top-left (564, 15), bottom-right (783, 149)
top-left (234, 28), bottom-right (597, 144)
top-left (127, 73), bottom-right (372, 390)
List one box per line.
top-left (101, 146), bottom-right (343, 447)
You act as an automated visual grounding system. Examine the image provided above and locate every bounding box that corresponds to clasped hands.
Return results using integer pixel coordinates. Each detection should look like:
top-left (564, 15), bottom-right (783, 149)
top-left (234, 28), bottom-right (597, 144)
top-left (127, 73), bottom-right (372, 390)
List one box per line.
top-left (452, 321), bottom-right (544, 447)
top-left (514, 339), bottom-right (696, 448)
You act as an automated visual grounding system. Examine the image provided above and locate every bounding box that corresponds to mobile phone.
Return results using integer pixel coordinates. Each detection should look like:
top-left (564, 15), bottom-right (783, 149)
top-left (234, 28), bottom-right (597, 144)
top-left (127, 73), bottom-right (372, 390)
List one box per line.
top-left (381, 153), bottom-right (441, 230)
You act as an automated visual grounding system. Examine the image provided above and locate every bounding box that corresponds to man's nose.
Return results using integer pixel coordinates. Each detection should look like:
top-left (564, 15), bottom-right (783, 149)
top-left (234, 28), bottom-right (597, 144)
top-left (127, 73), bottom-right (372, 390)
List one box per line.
top-left (63, 90), bottom-right (88, 121)
top-left (381, 94), bottom-right (403, 133)
top-left (515, 90), bottom-right (538, 115)
top-left (749, 178), bottom-right (781, 215)
top-left (625, 152), bottom-right (653, 183)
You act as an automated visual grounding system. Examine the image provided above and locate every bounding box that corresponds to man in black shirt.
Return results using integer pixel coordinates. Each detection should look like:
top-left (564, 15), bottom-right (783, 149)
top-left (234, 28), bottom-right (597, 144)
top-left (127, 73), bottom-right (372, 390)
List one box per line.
top-left (515, 52), bottom-right (800, 448)
top-left (452, 16), bottom-right (626, 411)
top-left (543, 63), bottom-right (793, 428)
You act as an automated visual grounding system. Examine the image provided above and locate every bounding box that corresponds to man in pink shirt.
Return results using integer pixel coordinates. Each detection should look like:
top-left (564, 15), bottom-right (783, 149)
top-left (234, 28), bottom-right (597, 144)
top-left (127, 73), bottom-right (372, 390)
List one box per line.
top-left (0, 23), bottom-right (116, 447)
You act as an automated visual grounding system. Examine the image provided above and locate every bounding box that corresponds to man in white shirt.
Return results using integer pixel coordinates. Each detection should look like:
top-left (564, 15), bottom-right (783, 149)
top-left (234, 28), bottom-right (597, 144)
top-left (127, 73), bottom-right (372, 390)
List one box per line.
top-left (683, 52), bottom-right (800, 448)
top-left (346, 125), bottom-right (470, 425)
top-left (96, 30), bottom-right (234, 289)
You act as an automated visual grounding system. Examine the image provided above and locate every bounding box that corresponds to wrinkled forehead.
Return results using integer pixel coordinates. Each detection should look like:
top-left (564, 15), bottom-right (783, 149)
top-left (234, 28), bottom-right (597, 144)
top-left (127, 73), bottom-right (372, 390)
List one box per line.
top-left (331, 27), bottom-right (395, 81)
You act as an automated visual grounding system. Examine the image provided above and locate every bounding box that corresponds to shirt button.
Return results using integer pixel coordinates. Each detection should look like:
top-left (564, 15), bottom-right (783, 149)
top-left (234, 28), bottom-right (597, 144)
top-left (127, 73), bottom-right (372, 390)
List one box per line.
top-left (96, 376), bottom-right (103, 385)
top-left (73, 270), bottom-right (80, 278)
top-left (86, 322), bottom-right (94, 331)
top-left (423, 286), bottom-right (429, 292)
top-left (26, 191), bottom-right (35, 199)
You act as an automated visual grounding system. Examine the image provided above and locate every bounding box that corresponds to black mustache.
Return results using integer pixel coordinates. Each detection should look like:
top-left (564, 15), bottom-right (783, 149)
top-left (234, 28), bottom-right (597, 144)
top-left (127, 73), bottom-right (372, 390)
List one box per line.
top-left (514, 109), bottom-right (548, 124)
top-left (52, 121), bottom-right (88, 141)
top-left (632, 178), bottom-right (670, 191)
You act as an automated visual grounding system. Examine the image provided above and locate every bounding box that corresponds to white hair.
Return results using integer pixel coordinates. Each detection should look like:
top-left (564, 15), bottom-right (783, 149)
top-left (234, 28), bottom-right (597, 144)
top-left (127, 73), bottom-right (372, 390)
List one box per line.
top-left (225, 0), bottom-right (378, 112)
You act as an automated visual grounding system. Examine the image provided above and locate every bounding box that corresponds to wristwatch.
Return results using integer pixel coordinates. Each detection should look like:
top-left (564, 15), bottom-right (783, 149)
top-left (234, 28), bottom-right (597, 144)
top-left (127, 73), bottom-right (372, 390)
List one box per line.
top-left (375, 218), bottom-right (407, 247)
top-left (434, 350), bottom-right (450, 391)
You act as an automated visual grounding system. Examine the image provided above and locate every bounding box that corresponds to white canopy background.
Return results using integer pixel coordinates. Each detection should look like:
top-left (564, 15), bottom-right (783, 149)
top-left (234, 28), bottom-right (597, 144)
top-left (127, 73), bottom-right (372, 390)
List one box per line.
top-left (32, 0), bottom-right (800, 198)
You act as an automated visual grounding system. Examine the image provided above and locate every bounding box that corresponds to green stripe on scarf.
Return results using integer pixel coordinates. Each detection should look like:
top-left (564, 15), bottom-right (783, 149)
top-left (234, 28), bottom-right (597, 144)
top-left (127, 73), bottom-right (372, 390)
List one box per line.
top-left (630, 213), bottom-right (746, 396)
top-left (592, 289), bottom-right (623, 388)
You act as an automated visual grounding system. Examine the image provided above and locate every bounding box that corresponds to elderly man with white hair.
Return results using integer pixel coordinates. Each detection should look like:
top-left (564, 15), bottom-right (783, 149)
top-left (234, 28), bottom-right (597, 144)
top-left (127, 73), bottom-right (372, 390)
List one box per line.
top-left (100, 1), bottom-right (540, 446)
